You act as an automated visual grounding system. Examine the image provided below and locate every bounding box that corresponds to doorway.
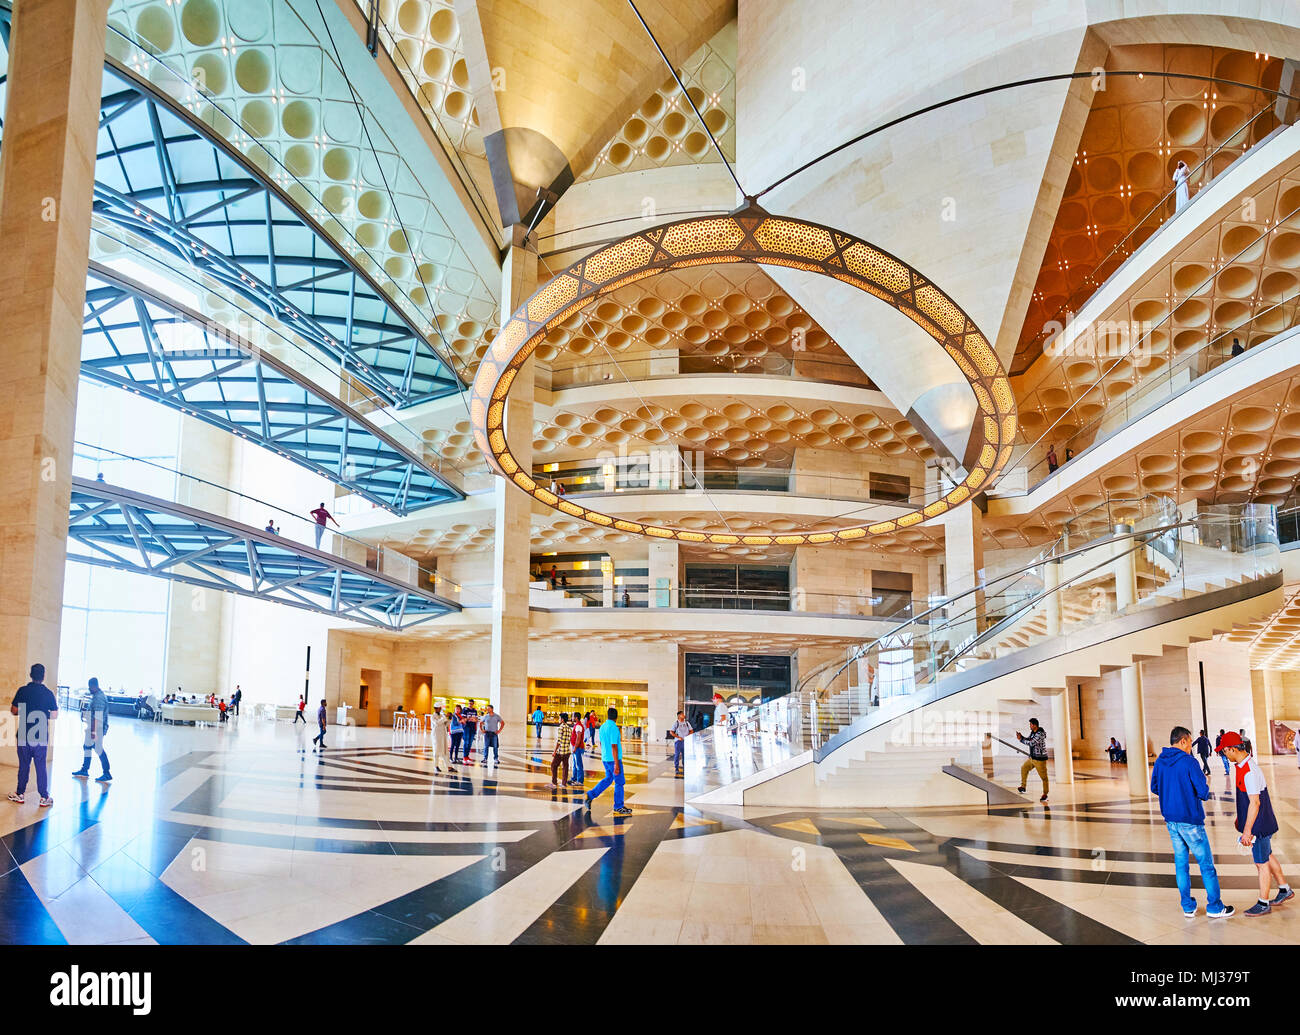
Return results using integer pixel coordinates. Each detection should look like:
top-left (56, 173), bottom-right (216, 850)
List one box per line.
top-left (359, 667), bottom-right (382, 728)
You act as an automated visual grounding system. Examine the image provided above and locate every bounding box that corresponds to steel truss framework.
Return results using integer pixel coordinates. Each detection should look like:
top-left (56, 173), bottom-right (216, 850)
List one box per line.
top-left (82, 263), bottom-right (461, 514)
top-left (91, 64), bottom-right (462, 408)
top-left (67, 479), bottom-right (458, 631)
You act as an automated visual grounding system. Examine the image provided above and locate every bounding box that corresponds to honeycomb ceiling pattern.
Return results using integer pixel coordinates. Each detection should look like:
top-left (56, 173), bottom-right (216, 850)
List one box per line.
top-left (1016, 167), bottom-right (1300, 448)
top-left (1226, 585), bottom-right (1300, 670)
top-left (986, 372), bottom-right (1300, 553)
top-left (108, 0), bottom-right (499, 374)
top-left (532, 397), bottom-right (934, 470)
top-left (539, 264), bottom-right (869, 388)
top-left (374, 488), bottom-right (947, 562)
top-left (575, 21), bottom-right (735, 182)
top-left (1014, 44), bottom-right (1282, 375)
top-left (403, 621), bottom-right (872, 653)
top-left (356, 0), bottom-right (485, 163)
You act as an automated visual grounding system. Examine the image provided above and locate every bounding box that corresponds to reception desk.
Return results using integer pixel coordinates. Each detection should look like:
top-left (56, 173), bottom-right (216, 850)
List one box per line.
top-left (161, 704), bottom-right (219, 725)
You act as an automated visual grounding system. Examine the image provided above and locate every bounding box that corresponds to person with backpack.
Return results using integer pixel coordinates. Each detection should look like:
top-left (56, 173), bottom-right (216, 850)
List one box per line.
top-left (547, 711), bottom-right (572, 788)
top-left (449, 705), bottom-right (465, 763)
top-left (72, 676), bottom-right (112, 785)
top-left (671, 711), bottom-right (693, 773)
top-left (569, 713), bottom-right (586, 785)
top-left (1015, 717), bottom-right (1050, 802)
top-left (1214, 729), bottom-right (1229, 775)
top-left (1150, 726), bottom-right (1233, 919)
top-left (1192, 729), bottom-right (1212, 776)
top-left (8, 663), bottom-right (58, 807)
top-left (293, 696), bottom-right (307, 725)
top-left (1220, 732), bottom-right (1293, 916)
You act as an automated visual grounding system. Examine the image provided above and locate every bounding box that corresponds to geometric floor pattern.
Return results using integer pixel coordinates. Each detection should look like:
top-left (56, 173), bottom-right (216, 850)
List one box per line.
top-left (2, 717), bottom-right (1297, 945)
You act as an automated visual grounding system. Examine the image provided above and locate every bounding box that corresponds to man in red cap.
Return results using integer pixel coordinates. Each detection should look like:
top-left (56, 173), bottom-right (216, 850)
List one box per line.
top-left (1220, 731), bottom-right (1293, 916)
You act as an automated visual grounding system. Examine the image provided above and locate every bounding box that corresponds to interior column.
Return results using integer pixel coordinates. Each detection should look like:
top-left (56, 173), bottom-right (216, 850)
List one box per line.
top-left (487, 244), bottom-right (538, 722)
top-left (1047, 687), bottom-right (1073, 786)
top-left (0, 0), bottom-right (110, 766)
top-left (1120, 663), bottom-right (1149, 796)
top-left (943, 501), bottom-right (985, 625)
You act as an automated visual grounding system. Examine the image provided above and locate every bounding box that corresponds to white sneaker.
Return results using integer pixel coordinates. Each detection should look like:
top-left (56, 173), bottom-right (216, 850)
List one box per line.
top-left (7, 792), bottom-right (23, 804)
top-left (38, 796), bottom-right (53, 808)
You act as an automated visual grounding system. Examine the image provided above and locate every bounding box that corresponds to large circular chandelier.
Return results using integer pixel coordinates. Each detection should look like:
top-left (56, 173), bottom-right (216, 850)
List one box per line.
top-left (470, 202), bottom-right (1017, 547)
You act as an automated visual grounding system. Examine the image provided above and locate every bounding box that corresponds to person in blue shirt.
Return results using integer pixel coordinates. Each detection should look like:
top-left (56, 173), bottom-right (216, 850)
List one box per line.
top-left (583, 707), bottom-right (631, 816)
top-left (8, 663), bottom-right (59, 807)
top-left (1149, 725), bottom-right (1234, 919)
top-left (72, 676), bottom-right (112, 784)
top-left (311, 699), bottom-right (328, 751)
top-left (532, 706), bottom-right (545, 740)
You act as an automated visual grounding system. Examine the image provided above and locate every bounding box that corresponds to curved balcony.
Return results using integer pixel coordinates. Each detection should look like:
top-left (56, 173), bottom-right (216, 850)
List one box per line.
top-left (1007, 113), bottom-right (1300, 494)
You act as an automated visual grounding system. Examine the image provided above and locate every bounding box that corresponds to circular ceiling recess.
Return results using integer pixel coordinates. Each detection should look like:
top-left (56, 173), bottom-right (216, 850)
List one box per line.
top-left (470, 202), bottom-right (1017, 547)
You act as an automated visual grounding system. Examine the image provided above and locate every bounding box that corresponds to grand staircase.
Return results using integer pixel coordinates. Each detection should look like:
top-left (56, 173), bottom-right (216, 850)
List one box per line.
top-left (685, 500), bottom-right (1283, 808)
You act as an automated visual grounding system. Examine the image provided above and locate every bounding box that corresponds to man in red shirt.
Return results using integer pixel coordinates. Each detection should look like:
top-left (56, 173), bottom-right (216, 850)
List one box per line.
top-left (309, 503), bottom-right (338, 549)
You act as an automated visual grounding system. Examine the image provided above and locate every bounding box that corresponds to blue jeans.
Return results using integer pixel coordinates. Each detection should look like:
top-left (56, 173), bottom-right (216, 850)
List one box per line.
top-left (673, 738), bottom-right (684, 768)
top-left (534, 722), bottom-right (543, 739)
top-left (571, 747), bottom-right (584, 781)
top-left (482, 731), bottom-right (499, 763)
top-left (1221, 753), bottom-right (1230, 774)
top-left (16, 745), bottom-right (48, 798)
top-left (586, 759), bottom-right (625, 809)
top-left (1166, 820), bottom-right (1224, 913)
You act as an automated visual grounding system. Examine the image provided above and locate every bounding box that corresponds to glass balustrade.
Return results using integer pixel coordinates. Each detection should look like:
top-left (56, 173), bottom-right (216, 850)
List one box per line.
top-left (686, 501), bottom-right (1279, 790)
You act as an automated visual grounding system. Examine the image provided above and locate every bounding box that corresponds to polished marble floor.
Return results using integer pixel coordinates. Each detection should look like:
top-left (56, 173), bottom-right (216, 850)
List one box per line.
top-left (2, 713), bottom-right (1298, 945)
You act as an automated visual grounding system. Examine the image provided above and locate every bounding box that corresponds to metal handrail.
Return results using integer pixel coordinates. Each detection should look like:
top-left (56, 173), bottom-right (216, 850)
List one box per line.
top-left (794, 513), bottom-right (1190, 699)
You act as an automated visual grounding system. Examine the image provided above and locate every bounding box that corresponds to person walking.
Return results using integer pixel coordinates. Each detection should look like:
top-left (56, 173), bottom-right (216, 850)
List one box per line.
top-left (1192, 729), bottom-right (1212, 776)
top-left (1150, 726), bottom-right (1234, 919)
top-left (1172, 160), bottom-right (1191, 212)
top-left (461, 702), bottom-right (479, 763)
top-left (1214, 728), bottom-right (1229, 775)
top-left (1220, 732), bottom-right (1293, 916)
top-left (311, 698), bottom-right (328, 751)
top-left (293, 696), bottom-right (307, 724)
top-left (569, 713), bottom-right (586, 785)
top-left (1015, 717), bottom-right (1050, 802)
top-left (1046, 444), bottom-right (1059, 474)
top-left (430, 704), bottom-right (455, 775)
top-left (671, 710), bottom-right (692, 773)
top-left (449, 705), bottom-right (465, 763)
top-left (583, 707), bottom-right (631, 816)
top-left (480, 704), bottom-right (504, 766)
top-left (309, 502), bottom-right (338, 550)
top-left (548, 711), bottom-right (572, 788)
top-left (8, 663), bottom-right (58, 807)
top-left (532, 705), bottom-right (545, 740)
top-left (72, 676), bottom-right (112, 785)
top-left (587, 710), bottom-right (599, 754)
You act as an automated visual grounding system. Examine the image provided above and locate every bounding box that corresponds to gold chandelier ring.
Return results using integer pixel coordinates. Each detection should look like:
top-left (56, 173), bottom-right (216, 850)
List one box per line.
top-left (470, 203), bottom-right (1017, 548)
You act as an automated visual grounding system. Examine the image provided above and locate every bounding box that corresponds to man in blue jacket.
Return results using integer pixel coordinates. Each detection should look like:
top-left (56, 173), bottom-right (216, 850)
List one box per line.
top-left (1150, 726), bottom-right (1234, 919)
